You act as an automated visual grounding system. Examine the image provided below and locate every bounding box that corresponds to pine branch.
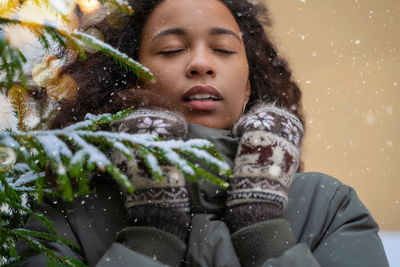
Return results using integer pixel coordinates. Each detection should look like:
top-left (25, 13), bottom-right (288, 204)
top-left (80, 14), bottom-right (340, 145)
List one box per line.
top-left (0, 0), bottom-right (136, 93)
top-left (0, 0), bottom-right (19, 18)
top-left (0, 35), bottom-right (27, 92)
top-left (7, 85), bottom-right (29, 131)
top-left (33, 29), bottom-right (52, 51)
top-left (0, 109), bottom-right (231, 202)
top-left (0, 2), bottom-right (148, 264)
top-left (1, 166), bottom-right (84, 266)
top-left (0, 227), bottom-right (85, 266)
top-left (24, 0), bottom-right (70, 23)
top-left (0, 109), bottom-right (231, 265)
top-left (69, 31), bottom-right (153, 80)
top-left (1, 3), bottom-right (227, 263)
top-left (0, 17), bottom-right (154, 84)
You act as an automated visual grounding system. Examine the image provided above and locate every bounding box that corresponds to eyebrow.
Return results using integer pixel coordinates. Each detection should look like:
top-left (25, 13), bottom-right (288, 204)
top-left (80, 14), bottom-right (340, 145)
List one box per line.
top-left (152, 28), bottom-right (186, 41)
top-left (210, 27), bottom-right (242, 42)
top-left (152, 27), bottom-right (242, 42)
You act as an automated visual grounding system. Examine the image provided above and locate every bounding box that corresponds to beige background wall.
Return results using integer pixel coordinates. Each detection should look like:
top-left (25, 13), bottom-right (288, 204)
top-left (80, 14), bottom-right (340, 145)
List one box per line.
top-left (265, 0), bottom-right (399, 230)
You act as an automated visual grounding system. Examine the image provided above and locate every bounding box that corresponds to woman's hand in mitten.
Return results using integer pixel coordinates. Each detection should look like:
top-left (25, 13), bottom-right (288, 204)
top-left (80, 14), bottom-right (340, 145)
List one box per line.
top-left (224, 103), bottom-right (304, 233)
top-left (110, 105), bottom-right (191, 242)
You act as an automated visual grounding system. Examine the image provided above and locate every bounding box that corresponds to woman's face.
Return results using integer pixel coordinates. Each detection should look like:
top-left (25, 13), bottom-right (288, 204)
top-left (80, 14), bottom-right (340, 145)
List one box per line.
top-left (138, 0), bottom-right (250, 129)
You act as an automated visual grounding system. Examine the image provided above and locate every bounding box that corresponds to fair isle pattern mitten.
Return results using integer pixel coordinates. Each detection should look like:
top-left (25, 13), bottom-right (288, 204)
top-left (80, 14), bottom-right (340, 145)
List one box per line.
top-left (112, 108), bottom-right (188, 139)
top-left (110, 109), bottom-right (191, 241)
top-left (225, 103), bottom-right (304, 232)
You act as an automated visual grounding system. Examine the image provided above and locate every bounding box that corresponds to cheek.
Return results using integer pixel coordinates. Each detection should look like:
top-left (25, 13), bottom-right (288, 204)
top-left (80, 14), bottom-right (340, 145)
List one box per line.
top-left (144, 67), bottom-right (174, 91)
top-left (230, 56), bottom-right (249, 82)
top-left (226, 61), bottom-right (249, 113)
top-left (230, 65), bottom-right (249, 93)
top-left (149, 61), bottom-right (182, 85)
top-left (144, 74), bottom-right (181, 104)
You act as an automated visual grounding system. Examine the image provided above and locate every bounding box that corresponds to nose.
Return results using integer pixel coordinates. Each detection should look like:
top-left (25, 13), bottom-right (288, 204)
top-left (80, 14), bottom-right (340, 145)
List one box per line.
top-left (186, 47), bottom-right (216, 78)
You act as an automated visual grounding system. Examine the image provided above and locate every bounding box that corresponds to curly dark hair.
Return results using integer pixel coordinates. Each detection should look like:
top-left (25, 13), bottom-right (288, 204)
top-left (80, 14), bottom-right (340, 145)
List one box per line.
top-left (52, 0), bottom-right (305, 131)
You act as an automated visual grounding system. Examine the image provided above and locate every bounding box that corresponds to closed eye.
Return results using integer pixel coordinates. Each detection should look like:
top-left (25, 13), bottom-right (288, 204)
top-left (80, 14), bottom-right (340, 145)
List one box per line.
top-left (158, 49), bottom-right (185, 55)
top-left (213, 48), bottom-right (236, 55)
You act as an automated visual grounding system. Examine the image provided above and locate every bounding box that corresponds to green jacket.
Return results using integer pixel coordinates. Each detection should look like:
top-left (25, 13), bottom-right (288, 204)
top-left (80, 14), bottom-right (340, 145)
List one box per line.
top-left (18, 124), bottom-right (389, 267)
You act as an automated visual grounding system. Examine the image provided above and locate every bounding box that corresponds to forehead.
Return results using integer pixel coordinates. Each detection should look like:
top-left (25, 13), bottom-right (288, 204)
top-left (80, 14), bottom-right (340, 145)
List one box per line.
top-left (143, 0), bottom-right (241, 36)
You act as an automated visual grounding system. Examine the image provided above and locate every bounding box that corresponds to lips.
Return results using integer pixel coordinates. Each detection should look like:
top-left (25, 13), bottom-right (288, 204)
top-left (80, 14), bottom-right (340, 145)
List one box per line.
top-left (182, 85), bottom-right (222, 111)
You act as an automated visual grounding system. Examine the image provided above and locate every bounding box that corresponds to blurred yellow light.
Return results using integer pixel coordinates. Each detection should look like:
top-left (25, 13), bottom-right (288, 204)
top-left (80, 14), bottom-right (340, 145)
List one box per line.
top-left (52, 0), bottom-right (76, 16)
top-left (32, 55), bottom-right (62, 88)
top-left (3, 25), bottom-right (36, 49)
top-left (79, 5), bottom-right (106, 30)
top-left (46, 74), bottom-right (78, 102)
top-left (18, 1), bottom-right (46, 24)
top-left (106, 2), bottom-right (129, 29)
top-left (0, 146), bottom-right (16, 173)
top-left (7, 85), bottom-right (29, 116)
top-left (0, 0), bottom-right (19, 18)
top-left (7, 85), bottom-right (29, 103)
top-left (78, 0), bottom-right (100, 14)
top-left (57, 11), bottom-right (80, 32)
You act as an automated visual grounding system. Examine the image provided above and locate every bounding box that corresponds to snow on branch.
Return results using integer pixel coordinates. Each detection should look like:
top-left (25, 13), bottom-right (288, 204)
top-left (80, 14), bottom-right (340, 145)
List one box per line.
top-left (0, 109), bottom-right (231, 265)
top-left (0, 109), bottom-right (231, 201)
top-left (0, 14), bottom-right (153, 94)
top-left (0, 35), bottom-right (27, 91)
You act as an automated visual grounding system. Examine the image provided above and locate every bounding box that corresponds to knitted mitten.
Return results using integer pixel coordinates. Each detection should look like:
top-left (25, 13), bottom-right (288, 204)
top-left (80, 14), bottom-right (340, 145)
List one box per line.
top-left (110, 108), bottom-right (191, 242)
top-left (224, 103), bottom-right (304, 233)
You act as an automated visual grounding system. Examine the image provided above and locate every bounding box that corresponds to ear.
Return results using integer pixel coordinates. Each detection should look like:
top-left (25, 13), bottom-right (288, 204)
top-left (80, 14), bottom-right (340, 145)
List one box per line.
top-left (244, 80), bottom-right (251, 105)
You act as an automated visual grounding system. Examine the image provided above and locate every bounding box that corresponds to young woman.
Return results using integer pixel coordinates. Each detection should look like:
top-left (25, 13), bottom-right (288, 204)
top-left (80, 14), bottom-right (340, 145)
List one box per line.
top-left (19, 0), bottom-right (389, 266)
